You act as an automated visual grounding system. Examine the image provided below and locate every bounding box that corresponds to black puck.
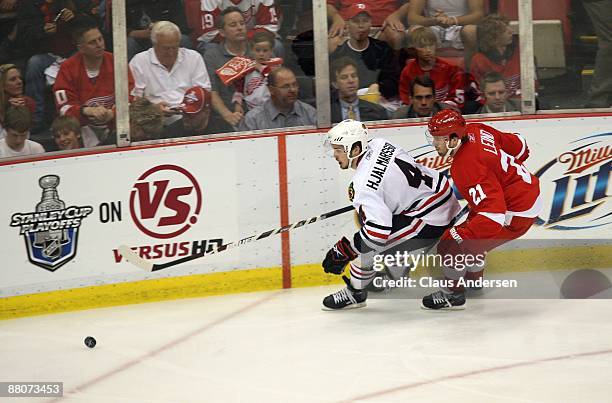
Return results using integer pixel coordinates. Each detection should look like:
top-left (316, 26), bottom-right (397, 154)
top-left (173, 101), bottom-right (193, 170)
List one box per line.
top-left (84, 336), bottom-right (96, 348)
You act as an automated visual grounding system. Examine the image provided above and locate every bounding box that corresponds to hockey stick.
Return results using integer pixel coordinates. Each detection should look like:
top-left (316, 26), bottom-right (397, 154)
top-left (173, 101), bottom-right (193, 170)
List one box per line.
top-left (119, 205), bottom-right (354, 272)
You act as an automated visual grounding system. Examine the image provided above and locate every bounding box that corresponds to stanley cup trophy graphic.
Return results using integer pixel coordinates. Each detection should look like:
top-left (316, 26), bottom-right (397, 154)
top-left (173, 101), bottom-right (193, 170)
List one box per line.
top-left (34, 175), bottom-right (69, 260)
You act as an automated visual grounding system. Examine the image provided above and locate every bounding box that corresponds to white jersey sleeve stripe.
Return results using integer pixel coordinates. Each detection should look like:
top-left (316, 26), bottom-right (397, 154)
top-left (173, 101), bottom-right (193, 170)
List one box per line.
top-left (512, 132), bottom-right (527, 161)
top-left (478, 212), bottom-right (506, 226)
top-left (389, 218), bottom-right (424, 241)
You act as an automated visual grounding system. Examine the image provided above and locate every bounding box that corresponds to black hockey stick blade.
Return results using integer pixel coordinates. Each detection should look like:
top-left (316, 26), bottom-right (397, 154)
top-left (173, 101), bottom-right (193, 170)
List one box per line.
top-left (119, 205), bottom-right (354, 272)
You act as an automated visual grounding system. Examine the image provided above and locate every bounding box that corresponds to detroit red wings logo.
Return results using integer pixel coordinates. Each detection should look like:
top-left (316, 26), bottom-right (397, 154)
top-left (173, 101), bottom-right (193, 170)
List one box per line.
top-left (216, 57), bottom-right (257, 85)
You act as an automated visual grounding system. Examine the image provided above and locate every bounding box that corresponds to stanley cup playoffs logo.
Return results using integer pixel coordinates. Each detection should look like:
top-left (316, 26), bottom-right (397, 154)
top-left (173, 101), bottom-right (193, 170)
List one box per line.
top-left (10, 175), bottom-right (93, 271)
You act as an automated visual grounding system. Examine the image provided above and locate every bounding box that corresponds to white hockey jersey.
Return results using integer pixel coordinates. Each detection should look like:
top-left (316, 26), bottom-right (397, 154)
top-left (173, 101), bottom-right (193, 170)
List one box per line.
top-left (351, 138), bottom-right (461, 250)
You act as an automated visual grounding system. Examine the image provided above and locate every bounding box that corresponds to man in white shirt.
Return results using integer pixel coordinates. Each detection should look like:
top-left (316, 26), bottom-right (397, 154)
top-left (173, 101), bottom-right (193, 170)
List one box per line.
top-left (0, 106), bottom-right (45, 158)
top-left (130, 21), bottom-right (212, 138)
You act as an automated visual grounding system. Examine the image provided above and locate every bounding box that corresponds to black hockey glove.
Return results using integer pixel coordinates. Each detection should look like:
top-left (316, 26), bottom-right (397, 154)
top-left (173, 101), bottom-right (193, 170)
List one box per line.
top-left (322, 236), bottom-right (358, 274)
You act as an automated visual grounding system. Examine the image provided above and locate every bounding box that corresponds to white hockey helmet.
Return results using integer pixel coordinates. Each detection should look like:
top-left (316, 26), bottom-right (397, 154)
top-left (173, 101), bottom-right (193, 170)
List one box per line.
top-left (325, 119), bottom-right (371, 163)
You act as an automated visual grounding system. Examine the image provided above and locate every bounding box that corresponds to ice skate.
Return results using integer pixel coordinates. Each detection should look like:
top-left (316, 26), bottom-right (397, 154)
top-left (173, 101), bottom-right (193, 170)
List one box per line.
top-left (322, 276), bottom-right (367, 311)
top-left (421, 290), bottom-right (466, 310)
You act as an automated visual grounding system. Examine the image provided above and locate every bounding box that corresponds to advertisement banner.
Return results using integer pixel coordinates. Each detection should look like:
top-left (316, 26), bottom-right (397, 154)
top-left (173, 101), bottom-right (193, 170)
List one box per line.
top-left (1, 138), bottom-right (281, 297)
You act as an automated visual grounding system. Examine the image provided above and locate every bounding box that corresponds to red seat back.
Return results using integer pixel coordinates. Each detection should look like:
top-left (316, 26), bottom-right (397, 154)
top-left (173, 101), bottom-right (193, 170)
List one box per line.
top-left (497, 0), bottom-right (571, 46)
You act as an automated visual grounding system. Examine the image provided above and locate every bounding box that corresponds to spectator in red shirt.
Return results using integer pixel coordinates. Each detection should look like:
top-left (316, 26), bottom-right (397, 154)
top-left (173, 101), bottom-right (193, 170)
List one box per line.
top-left (328, 0), bottom-right (410, 50)
top-left (470, 14), bottom-right (522, 98)
top-left (399, 27), bottom-right (466, 109)
top-left (19, 0), bottom-right (99, 131)
top-left (53, 19), bottom-right (134, 147)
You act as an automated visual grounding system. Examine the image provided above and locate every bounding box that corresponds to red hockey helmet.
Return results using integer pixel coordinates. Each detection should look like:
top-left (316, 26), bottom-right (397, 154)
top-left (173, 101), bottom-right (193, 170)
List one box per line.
top-left (427, 109), bottom-right (467, 138)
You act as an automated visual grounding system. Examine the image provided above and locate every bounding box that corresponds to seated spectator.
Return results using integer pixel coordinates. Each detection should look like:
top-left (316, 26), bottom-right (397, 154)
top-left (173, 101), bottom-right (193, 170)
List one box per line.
top-left (407, 0), bottom-right (483, 62)
top-left (129, 97), bottom-right (164, 142)
top-left (329, 3), bottom-right (400, 99)
top-left (130, 21), bottom-right (212, 138)
top-left (185, 0), bottom-right (283, 57)
top-left (476, 71), bottom-right (520, 114)
top-left (1, 63), bottom-right (35, 138)
top-left (53, 19), bottom-right (135, 148)
top-left (239, 67), bottom-right (316, 131)
top-left (328, 0), bottom-right (410, 50)
top-left (470, 14), bottom-right (521, 98)
top-left (181, 86), bottom-right (211, 136)
top-left (330, 57), bottom-right (388, 123)
top-left (0, 105), bottom-right (45, 158)
top-left (392, 75), bottom-right (453, 118)
top-left (20, 1), bottom-right (99, 131)
top-left (51, 115), bottom-right (83, 150)
top-left (233, 31), bottom-right (283, 111)
top-left (204, 7), bottom-right (250, 133)
top-left (399, 27), bottom-right (466, 109)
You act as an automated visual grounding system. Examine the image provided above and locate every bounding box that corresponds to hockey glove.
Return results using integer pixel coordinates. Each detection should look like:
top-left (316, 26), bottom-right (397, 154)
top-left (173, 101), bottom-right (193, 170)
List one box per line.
top-left (322, 236), bottom-right (358, 274)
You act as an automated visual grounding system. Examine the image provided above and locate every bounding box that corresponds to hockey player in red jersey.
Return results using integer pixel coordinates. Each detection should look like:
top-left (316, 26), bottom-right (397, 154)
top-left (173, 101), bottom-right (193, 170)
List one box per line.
top-left (422, 109), bottom-right (542, 310)
top-left (321, 119), bottom-right (462, 310)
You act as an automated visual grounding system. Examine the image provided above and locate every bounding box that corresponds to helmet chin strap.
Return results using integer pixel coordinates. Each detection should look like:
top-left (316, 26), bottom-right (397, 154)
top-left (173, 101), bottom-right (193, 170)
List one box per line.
top-left (346, 144), bottom-right (367, 169)
top-left (444, 138), bottom-right (461, 158)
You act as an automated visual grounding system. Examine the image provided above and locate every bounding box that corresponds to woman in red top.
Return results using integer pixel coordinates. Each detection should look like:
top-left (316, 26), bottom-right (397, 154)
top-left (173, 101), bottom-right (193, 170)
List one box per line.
top-left (470, 14), bottom-right (521, 98)
top-left (0, 64), bottom-right (36, 135)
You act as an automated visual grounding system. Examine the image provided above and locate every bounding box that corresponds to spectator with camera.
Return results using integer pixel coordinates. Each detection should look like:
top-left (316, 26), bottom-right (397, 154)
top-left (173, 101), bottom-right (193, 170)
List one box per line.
top-left (130, 21), bottom-right (211, 138)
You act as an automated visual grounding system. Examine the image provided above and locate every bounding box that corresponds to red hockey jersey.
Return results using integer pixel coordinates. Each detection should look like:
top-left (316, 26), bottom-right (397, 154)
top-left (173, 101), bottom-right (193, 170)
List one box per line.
top-left (53, 52), bottom-right (134, 126)
top-left (399, 57), bottom-right (466, 108)
top-left (327, 0), bottom-right (402, 26)
top-left (186, 0), bottom-right (280, 45)
top-left (470, 48), bottom-right (521, 98)
top-left (450, 123), bottom-right (540, 239)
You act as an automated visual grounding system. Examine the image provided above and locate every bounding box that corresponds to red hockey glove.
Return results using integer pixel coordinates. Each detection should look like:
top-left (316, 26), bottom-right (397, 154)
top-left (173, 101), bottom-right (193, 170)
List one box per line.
top-left (322, 236), bottom-right (358, 274)
top-left (216, 56), bottom-right (257, 86)
top-left (437, 226), bottom-right (467, 258)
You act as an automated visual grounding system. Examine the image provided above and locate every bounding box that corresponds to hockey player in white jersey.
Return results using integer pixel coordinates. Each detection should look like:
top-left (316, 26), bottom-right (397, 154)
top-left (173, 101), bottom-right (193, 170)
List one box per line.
top-left (321, 119), bottom-right (462, 310)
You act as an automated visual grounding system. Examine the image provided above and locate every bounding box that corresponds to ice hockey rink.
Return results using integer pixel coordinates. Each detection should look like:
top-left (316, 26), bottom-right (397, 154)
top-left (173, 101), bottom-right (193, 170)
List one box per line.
top-left (2, 282), bottom-right (612, 403)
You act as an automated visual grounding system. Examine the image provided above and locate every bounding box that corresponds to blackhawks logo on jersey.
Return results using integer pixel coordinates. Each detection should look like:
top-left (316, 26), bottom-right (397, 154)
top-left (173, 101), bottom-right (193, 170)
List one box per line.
top-left (348, 182), bottom-right (355, 202)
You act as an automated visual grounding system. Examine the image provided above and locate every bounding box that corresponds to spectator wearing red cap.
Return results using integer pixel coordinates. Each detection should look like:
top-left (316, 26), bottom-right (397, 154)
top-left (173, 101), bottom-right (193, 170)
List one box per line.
top-left (329, 3), bottom-right (400, 100)
top-left (328, 0), bottom-right (410, 51)
top-left (130, 21), bottom-right (212, 138)
top-left (181, 86), bottom-right (211, 136)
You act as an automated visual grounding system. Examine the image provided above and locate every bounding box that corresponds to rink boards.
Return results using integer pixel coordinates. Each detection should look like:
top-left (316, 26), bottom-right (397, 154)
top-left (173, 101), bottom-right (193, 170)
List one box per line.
top-left (1, 114), bottom-right (611, 318)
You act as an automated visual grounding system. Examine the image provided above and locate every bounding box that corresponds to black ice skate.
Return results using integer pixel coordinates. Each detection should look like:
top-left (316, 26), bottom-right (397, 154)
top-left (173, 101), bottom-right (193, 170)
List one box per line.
top-left (322, 276), bottom-right (367, 311)
top-left (421, 290), bottom-right (466, 310)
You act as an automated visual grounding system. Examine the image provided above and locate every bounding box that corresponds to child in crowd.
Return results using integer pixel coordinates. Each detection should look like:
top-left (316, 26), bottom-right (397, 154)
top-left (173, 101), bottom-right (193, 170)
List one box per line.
top-left (0, 106), bottom-right (45, 158)
top-left (51, 115), bottom-right (83, 150)
top-left (233, 31), bottom-right (283, 111)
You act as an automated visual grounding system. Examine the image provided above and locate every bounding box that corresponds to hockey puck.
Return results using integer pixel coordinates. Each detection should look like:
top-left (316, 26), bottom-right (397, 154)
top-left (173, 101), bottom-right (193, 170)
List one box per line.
top-left (84, 336), bottom-right (97, 348)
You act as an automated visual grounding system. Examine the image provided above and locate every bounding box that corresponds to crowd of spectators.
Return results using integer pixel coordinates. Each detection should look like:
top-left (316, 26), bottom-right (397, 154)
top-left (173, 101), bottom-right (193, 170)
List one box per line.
top-left (0, 0), bottom-right (608, 159)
